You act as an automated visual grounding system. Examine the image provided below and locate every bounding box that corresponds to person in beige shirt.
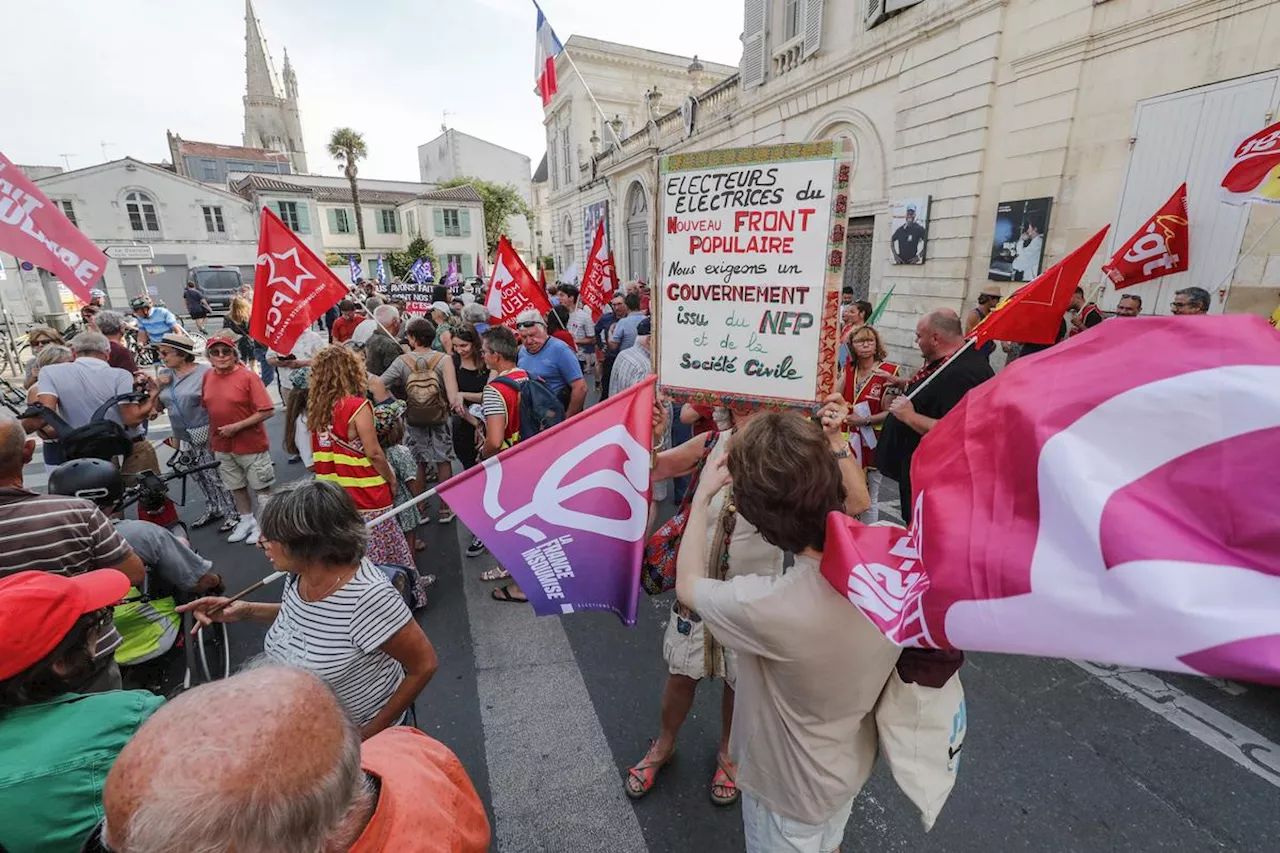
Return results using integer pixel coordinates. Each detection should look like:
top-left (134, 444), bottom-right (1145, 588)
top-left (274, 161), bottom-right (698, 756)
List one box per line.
top-left (676, 403), bottom-right (898, 853)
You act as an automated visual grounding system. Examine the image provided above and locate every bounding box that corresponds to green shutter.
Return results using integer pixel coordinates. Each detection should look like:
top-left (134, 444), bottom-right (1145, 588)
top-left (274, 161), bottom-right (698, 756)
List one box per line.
top-left (326, 208), bottom-right (339, 233)
top-left (433, 208), bottom-right (445, 236)
top-left (459, 209), bottom-right (471, 237)
top-left (374, 210), bottom-right (385, 234)
top-left (296, 201), bottom-right (310, 234)
top-left (458, 253), bottom-right (471, 278)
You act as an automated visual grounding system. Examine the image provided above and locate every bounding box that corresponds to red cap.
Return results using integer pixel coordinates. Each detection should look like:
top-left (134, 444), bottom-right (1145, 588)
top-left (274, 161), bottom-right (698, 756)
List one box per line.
top-left (0, 570), bottom-right (130, 680)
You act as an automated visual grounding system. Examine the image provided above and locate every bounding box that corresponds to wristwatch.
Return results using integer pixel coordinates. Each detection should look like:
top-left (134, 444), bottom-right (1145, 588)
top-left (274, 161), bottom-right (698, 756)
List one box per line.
top-left (832, 446), bottom-right (852, 460)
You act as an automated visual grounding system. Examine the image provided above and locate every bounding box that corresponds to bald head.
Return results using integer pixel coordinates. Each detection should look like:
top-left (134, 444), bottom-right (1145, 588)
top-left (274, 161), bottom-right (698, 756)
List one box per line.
top-left (915, 308), bottom-right (965, 361)
top-left (104, 664), bottom-right (365, 853)
top-left (0, 413), bottom-right (31, 483)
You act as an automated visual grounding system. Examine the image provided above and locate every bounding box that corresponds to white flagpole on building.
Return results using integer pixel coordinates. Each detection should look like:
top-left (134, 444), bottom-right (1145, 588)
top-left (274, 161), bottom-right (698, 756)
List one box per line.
top-left (560, 48), bottom-right (625, 149)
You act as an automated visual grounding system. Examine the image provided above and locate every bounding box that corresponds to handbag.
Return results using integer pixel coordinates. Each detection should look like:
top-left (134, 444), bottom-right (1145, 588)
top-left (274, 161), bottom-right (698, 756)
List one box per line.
top-left (874, 668), bottom-right (967, 831)
top-left (641, 432), bottom-right (717, 595)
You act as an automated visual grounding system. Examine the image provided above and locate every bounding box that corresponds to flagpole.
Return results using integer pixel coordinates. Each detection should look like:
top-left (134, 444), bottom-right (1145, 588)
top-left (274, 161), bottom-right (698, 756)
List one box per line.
top-left (560, 48), bottom-right (625, 148)
top-left (904, 337), bottom-right (976, 402)
top-left (366, 486), bottom-right (439, 529)
top-left (1208, 212), bottom-right (1280, 297)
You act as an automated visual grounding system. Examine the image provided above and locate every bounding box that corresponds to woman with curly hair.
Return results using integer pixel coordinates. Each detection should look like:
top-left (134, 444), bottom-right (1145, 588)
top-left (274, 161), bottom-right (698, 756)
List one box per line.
top-left (307, 345), bottom-right (415, 570)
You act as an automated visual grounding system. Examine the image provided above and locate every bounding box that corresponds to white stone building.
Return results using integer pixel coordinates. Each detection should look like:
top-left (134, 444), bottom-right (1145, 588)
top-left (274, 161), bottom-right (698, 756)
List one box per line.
top-left (0, 158), bottom-right (259, 321)
top-left (541, 37), bottom-right (737, 277)
top-left (564, 0), bottom-right (1280, 366)
top-left (232, 173), bottom-right (488, 280)
top-left (418, 128), bottom-right (534, 256)
top-left (531, 155), bottom-right (552, 264)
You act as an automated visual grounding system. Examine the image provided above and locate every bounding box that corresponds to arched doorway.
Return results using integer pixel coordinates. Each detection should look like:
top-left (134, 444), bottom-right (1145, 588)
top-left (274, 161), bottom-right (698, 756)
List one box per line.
top-left (625, 182), bottom-right (649, 282)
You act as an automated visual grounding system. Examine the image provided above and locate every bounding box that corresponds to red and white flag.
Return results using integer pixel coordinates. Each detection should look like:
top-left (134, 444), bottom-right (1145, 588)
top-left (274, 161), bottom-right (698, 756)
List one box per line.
top-left (822, 315), bottom-right (1280, 685)
top-left (437, 377), bottom-right (656, 625)
top-left (533, 1), bottom-right (564, 107)
top-left (972, 227), bottom-right (1109, 347)
top-left (0, 151), bottom-right (106, 305)
top-left (486, 235), bottom-right (552, 326)
top-left (250, 206), bottom-right (349, 353)
top-left (1101, 184), bottom-right (1189, 289)
top-left (580, 221), bottom-right (619, 321)
top-left (1220, 119), bottom-right (1280, 205)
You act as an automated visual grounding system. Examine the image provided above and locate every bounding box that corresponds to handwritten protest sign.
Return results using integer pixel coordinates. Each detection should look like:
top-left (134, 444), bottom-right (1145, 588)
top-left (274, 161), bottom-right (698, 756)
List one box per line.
top-left (384, 279), bottom-right (433, 313)
top-left (655, 141), bottom-right (851, 409)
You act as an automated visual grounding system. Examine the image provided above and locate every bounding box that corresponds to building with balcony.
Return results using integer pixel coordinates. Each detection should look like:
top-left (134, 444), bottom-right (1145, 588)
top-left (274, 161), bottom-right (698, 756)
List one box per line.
top-left (565, 0), bottom-right (1280, 366)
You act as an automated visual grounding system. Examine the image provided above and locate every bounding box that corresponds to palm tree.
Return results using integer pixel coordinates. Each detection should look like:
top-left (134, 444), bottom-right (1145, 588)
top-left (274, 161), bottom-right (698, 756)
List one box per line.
top-left (327, 127), bottom-right (368, 249)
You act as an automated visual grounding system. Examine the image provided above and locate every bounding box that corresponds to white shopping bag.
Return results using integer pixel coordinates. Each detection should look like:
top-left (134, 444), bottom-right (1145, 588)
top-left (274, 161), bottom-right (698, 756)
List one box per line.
top-left (874, 668), bottom-right (966, 831)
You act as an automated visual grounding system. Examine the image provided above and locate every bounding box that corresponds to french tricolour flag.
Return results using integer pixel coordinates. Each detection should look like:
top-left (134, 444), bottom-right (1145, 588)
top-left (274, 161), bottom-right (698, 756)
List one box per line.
top-left (534, 1), bottom-right (563, 107)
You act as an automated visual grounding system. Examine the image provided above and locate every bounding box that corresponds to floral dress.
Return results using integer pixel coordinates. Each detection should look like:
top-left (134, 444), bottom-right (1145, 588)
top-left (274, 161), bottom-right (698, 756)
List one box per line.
top-left (384, 443), bottom-right (421, 535)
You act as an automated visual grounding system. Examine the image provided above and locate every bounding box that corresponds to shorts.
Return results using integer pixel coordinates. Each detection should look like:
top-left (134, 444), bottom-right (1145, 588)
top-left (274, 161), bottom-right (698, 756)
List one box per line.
top-left (741, 792), bottom-right (855, 853)
top-left (121, 439), bottom-right (160, 487)
top-left (216, 450), bottom-right (276, 491)
top-left (662, 602), bottom-right (738, 687)
top-left (189, 308), bottom-right (209, 319)
top-left (407, 423), bottom-right (456, 466)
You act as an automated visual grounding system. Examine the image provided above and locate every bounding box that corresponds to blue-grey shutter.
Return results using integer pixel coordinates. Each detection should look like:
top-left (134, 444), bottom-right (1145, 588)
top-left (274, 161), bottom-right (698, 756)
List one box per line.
top-left (296, 201), bottom-right (311, 234)
top-left (433, 208), bottom-right (445, 236)
top-left (459, 209), bottom-right (472, 237)
top-left (326, 208), bottom-right (339, 233)
top-left (374, 209), bottom-right (386, 234)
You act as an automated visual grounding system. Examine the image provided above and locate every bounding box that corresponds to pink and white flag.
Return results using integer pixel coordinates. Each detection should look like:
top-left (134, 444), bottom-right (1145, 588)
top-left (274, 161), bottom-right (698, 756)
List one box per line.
top-left (822, 315), bottom-right (1280, 685)
top-left (437, 376), bottom-right (656, 625)
top-left (0, 151), bottom-right (106, 305)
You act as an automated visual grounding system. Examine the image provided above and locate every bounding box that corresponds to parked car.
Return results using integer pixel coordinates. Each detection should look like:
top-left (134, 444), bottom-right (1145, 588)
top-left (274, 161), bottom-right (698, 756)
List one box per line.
top-left (188, 266), bottom-right (243, 313)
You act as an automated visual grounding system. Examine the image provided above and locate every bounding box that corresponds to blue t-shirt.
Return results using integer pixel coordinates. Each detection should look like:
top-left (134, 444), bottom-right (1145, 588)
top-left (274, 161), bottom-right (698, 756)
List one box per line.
top-left (518, 337), bottom-right (583, 394)
top-left (136, 306), bottom-right (179, 337)
top-left (610, 313), bottom-right (646, 352)
top-left (183, 287), bottom-right (207, 313)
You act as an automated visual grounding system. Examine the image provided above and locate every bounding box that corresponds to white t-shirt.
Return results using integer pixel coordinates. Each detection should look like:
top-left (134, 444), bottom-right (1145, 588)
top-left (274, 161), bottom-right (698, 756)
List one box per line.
top-left (264, 560), bottom-right (412, 726)
top-left (269, 329), bottom-right (325, 389)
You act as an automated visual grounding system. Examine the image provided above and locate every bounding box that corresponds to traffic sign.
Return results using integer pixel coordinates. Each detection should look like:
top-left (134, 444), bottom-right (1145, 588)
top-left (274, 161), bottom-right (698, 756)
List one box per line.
top-left (104, 245), bottom-right (154, 261)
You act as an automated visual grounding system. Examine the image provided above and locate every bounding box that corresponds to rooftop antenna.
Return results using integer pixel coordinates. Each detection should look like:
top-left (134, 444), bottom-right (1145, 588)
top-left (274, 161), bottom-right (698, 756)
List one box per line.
top-left (441, 110), bottom-right (452, 132)
top-left (57, 154), bottom-right (76, 170)
top-left (100, 141), bottom-right (117, 162)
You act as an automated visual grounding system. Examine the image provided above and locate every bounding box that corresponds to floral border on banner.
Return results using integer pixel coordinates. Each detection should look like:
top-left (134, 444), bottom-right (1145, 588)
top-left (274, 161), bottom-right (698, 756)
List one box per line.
top-left (654, 138), bottom-right (853, 412)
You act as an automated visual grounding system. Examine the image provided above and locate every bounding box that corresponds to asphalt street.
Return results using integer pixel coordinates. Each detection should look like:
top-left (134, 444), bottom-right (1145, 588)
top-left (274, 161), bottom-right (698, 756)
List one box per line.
top-left (23, 392), bottom-right (1280, 853)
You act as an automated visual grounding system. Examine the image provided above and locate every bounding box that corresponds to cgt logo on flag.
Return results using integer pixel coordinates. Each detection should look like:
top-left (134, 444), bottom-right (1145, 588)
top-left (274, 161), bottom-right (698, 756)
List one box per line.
top-left (1102, 184), bottom-right (1189, 289)
top-left (823, 316), bottom-right (1280, 685)
top-left (1221, 120), bottom-right (1280, 205)
top-left (437, 377), bottom-right (656, 624)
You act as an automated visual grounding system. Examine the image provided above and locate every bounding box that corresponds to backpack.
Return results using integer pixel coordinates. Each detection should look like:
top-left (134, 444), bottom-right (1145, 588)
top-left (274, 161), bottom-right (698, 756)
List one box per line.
top-left (492, 375), bottom-right (565, 442)
top-left (402, 353), bottom-right (449, 427)
top-left (31, 393), bottom-right (139, 462)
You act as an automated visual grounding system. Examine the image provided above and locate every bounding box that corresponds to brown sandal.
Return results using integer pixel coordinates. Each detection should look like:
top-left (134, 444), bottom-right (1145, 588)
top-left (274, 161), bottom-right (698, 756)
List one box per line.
top-left (710, 754), bottom-right (739, 806)
top-left (625, 748), bottom-right (674, 800)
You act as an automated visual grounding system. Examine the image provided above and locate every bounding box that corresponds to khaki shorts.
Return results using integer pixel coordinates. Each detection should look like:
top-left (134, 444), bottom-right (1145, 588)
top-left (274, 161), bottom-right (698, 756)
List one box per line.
top-left (216, 450), bottom-right (276, 492)
top-left (741, 792), bottom-right (855, 853)
top-left (662, 603), bottom-right (738, 687)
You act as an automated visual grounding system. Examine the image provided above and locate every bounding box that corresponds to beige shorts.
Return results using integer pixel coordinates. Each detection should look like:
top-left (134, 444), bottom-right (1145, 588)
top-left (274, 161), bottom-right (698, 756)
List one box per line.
top-left (662, 603), bottom-right (738, 687)
top-left (216, 450), bottom-right (276, 492)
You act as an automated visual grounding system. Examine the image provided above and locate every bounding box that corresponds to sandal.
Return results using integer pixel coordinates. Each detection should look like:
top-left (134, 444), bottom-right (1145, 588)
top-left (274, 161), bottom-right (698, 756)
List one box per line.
top-left (414, 539), bottom-right (426, 552)
top-left (491, 583), bottom-right (528, 603)
top-left (218, 516), bottom-right (240, 533)
top-left (480, 567), bottom-right (511, 582)
top-left (191, 510), bottom-right (222, 529)
top-left (625, 748), bottom-right (674, 799)
top-left (438, 509), bottom-right (455, 524)
top-left (710, 754), bottom-right (740, 806)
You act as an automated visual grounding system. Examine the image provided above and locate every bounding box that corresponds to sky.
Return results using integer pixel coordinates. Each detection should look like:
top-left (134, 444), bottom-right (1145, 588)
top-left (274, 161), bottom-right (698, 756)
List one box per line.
top-left (4, 0), bottom-right (743, 182)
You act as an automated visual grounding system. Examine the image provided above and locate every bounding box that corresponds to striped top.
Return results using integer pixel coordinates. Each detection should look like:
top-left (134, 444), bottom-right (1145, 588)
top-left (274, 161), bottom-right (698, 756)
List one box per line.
top-left (264, 561), bottom-right (413, 727)
top-left (0, 488), bottom-right (133, 579)
top-left (481, 368), bottom-right (529, 448)
top-left (312, 396), bottom-right (394, 511)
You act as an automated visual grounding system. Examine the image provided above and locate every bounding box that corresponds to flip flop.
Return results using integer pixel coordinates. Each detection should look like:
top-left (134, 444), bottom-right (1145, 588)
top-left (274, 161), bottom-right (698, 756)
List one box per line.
top-left (491, 584), bottom-right (528, 603)
top-left (626, 748), bottom-right (674, 800)
top-left (710, 754), bottom-right (740, 806)
top-left (480, 567), bottom-right (512, 582)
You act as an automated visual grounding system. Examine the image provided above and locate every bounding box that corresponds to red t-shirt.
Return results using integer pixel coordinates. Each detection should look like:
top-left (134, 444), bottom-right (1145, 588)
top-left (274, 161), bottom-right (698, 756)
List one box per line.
top-left (331, 314), bottom-right (362, 343)
top-left (687, 404), bottom-right (716, 436)
top-left (201, 365), bottom-right (274, 454)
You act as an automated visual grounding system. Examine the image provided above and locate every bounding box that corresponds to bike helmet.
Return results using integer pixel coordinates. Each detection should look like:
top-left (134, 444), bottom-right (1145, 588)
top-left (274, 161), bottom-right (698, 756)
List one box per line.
top-left (88, 288), bottom-right (106, 301)
top-left (47, 458), bottom-right (124, 509)
top-left (129, 295), bottom-right (151, 310)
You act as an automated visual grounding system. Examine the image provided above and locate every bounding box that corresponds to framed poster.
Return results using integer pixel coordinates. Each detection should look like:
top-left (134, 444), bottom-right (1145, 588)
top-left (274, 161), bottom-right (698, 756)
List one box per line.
top-left (654, 140), bottom-right (852, 409)
top-left (890, 196), bottom-right (930, 264)
top-left (583, 200), bottom-right (609, 265)
top-left (988, 197), bottom-right (1052, 281)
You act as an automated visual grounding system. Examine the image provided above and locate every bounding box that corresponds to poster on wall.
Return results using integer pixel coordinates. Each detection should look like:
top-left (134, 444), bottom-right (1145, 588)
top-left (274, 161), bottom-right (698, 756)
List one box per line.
top-left (583, 200), bottom-right (609, 265)
top-left (890, 196), bottom-right (930, 264)
top-left (988, 197), bottom-right (1052, 281)
top-left (655, 140), bottom-right (852, 409)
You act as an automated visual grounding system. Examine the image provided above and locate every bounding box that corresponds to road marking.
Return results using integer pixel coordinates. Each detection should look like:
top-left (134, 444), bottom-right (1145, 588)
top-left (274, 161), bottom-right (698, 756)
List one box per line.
top-left (456, 523), bottom-right (648, 853)
top-left (1073, 661), bottom-right (1280, 788)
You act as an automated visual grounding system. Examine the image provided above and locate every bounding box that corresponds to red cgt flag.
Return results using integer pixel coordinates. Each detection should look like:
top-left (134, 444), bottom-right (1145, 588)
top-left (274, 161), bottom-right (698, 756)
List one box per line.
top-left (580, 221), bottom-right (619, 321)
top-left (485, 235), bottom-right (552, 326)
top-left (1220, 120), bottom-right (1280, 205)
top-left (971, 226), bottom-right (1109, 347)
top-left (821, 315), bottom-right (1280, 685)
top-left (1101, 184), bottom-right (1189, 289)
top-left (250, 206), bottom-right (349, 353)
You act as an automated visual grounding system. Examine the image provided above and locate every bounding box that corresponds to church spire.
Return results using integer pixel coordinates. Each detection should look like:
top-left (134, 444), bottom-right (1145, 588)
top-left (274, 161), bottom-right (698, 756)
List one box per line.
top-left (243, 0), bottom-right (307, 174)
top-left (245, 0), bottom-right (282, 102)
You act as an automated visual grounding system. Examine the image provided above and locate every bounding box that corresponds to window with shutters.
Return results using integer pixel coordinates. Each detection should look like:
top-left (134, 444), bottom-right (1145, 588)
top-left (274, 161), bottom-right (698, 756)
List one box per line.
top-left (867, 0), bottom-right (922, 30)
top-left (741, 0), bottom-right (768, 90)
top-left (784, 0), bottom-right (801, 40)
top-left (56, 200), bottom-right (77, 227)
top-left (560, 128), bottom-right (573, 188)
top-left (549, 133), bottom-right (560, 190)
top-left (125, 191), bottom-right (160, 236)
top-left (331, 208), bottom-right (352, 234)
top-left (443, 209), bottom-right (461, 237)
top-left (378, 209), bottom-right (399, 234)
top-left (202, 205), bottom-right (225, 234)
top-left (277, 201), bottom-right (301, 232)
top-left (405, 210), bottom-right (417, 235)
top-left (446, 253), bottom-right (464, 272)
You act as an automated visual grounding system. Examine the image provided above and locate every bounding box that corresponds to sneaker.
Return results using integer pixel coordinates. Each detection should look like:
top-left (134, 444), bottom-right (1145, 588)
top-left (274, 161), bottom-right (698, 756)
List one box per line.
top-left (244, 520), bottom-right (261, 545)
top-left (286, 454), bottom-right (302, 464)
top-left (465, 536), bottom-right (487, 558)
top-left (227, 516), bottom-right (255, 543)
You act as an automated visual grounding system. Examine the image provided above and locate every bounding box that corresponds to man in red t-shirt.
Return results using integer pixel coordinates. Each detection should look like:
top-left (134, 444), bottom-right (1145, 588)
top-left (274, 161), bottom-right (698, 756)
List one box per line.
top-left (330, 299), bottom-right (362, 344)
top-left (201, 329), bottom-right (275, 545)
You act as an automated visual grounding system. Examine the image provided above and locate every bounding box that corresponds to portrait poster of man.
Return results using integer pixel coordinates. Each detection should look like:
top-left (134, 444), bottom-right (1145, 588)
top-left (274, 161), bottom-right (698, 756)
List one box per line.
top-left (989, 197), bottom-right (1053, 281)
top-left (890, 197), bottom-right (930, 264)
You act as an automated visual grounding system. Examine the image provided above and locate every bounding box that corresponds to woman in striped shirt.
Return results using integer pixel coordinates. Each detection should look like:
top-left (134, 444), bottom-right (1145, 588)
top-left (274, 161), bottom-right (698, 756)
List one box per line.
top-left (180, 481), bottom-right (437, 736)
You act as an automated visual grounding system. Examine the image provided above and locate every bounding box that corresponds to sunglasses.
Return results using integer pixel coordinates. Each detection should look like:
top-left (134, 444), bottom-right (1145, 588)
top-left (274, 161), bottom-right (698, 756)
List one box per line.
top-left (516, 322), bottom-right (542, 330)
top-left (208, 346), bottom-right (236, 356)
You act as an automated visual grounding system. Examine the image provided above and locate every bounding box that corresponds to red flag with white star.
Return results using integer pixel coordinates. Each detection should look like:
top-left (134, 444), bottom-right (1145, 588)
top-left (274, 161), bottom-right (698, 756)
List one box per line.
top-left (250, 206), bottom-right (349, 352)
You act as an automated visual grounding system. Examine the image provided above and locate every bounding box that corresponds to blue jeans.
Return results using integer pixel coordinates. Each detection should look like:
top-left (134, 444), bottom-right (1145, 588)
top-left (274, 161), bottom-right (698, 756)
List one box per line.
top-left (255, 349), bottom-right (276, 387)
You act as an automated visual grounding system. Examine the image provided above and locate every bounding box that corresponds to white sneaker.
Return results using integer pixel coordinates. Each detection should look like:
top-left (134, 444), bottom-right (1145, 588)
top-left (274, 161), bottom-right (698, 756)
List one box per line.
top-left (227, 516), bottom-right (255, 543)
top-left (244, 520), bottom-right (261, 545)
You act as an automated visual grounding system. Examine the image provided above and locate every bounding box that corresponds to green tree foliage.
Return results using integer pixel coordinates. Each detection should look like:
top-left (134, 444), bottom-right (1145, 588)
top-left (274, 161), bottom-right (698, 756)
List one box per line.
top-left (387, 234), bottom-right (439, 280)
top-left (327, 128), bottom-right (368, 249)
top-left (437, 176), bottom-right (532, 256)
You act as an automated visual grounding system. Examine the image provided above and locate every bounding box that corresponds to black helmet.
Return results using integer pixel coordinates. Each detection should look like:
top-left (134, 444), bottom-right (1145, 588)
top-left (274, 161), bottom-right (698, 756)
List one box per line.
top-left (47, 458), bottom-right (123, 508)
top-left (129, 295), bottom-right (151, 310)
